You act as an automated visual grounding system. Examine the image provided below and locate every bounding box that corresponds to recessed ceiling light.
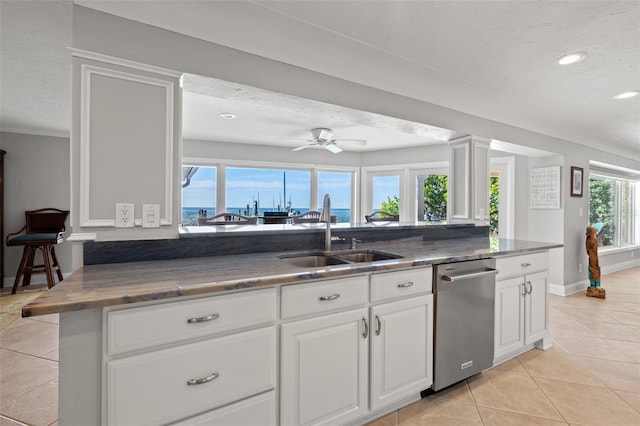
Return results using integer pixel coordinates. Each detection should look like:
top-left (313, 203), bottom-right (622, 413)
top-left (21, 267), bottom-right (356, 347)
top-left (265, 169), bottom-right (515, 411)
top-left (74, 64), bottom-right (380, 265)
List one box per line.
top-left (613, 90), bottom-right (639, 100)
top-left (219, 113), bottom-right (236, 119)
top-left (556, 52), bottom-right (587, 65)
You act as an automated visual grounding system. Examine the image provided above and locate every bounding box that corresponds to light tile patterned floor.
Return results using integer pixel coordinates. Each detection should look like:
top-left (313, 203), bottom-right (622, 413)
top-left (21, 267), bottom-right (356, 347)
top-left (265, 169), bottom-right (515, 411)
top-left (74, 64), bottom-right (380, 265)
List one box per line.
top-left (0, 268), bottom-right (638, 425)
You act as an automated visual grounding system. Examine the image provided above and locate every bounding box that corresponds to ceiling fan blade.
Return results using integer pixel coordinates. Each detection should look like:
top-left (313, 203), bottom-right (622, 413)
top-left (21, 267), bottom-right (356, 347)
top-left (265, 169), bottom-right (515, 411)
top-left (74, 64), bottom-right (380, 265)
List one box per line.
top-left (292, 144), bottom-right (312, 151)
top-left (325, 144), bottom-right (343, 154)
top-left (335, 139), bottom-right (367, 145)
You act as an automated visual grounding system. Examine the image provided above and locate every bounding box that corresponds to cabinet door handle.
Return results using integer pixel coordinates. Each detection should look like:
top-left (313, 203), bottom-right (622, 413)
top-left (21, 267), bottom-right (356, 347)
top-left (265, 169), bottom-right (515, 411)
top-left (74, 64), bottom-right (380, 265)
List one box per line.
top-left (319, 293), bottom-right (340, 301)
top-left (187, 313), bottom-right (220, 324)
top-left (397, 281), bottom-right (414, 288)
top-left (526, 281), bottom-right (533, 294)
top-left (362, 317), bottom-right (369, 339)
top-left (375, 315), bottom-right (382, 336)
top-left (187, 372), bottom-right (219, 386)
top-left (521, 283), bottom-right (527, 296)
top-left (521, 263), bottom-right (532, 268)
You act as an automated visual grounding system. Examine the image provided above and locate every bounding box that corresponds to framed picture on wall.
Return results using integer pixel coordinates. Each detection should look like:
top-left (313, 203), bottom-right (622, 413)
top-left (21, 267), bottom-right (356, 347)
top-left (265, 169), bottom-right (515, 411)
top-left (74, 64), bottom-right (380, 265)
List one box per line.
top-left (571, 166), bottom-right (583, 197)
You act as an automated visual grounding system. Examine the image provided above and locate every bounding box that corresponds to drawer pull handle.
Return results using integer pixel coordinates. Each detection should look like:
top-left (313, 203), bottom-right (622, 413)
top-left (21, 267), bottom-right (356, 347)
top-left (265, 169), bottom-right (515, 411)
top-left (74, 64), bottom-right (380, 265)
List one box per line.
top-left (187, 313), bottom-right (220, 324)
top-left (187, 372), bottom-right (219, 386)
top-left (397, 281), bottom-right (414, 288)
top-left (521, 263), bottom-right (532, 268)
top-left (362, 317), bottom-right (369, 339)
top-left (319, 293), bottom-right (340, 301)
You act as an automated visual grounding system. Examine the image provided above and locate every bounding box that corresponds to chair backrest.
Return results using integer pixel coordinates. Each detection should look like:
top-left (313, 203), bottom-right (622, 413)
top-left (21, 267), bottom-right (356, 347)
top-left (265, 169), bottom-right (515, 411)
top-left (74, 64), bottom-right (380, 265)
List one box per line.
top-left (365, 211), bottom-right (400, 222)
top-left (292, 211), bottom-right (321, 224)
top-left (198, 212), bottom-right (258, 225)
top-left (25, 208), bottom-right (69, 234)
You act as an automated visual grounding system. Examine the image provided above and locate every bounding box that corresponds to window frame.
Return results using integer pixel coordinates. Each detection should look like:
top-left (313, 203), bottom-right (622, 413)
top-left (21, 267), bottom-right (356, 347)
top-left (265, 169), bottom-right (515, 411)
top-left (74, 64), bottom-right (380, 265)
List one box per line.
top-left (182, 157), bottom-right (358, 225)
top-left (588, 168), bottom-right (639, 252)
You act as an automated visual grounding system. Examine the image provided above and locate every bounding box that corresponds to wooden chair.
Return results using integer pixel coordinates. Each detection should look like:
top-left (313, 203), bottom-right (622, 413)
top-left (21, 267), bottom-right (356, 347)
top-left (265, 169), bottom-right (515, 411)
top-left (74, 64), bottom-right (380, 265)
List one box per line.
top-left (6, 208), bottom-right (69, 294)
top-left (198, 212), bottom-right (258, 225)
top-left (365, 211), bottom-right (400, 222)
top-left (292, 210), bottom-right (321, 224)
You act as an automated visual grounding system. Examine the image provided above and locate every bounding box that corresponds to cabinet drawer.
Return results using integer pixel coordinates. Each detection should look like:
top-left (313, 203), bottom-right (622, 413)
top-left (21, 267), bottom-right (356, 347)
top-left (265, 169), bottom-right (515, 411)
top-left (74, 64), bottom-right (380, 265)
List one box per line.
top-left (370, 267), bottom-right (432, 302)
top-left (107, 288), bottom-right (276, 355)
top-left (281, 276), bottom-right (368, 319)
top-left (106, 327), bottom-right (276, 426)
top-left (495, 252), bottom-right (548, 280)
top-left (170, 391), bottom-right (276, 426)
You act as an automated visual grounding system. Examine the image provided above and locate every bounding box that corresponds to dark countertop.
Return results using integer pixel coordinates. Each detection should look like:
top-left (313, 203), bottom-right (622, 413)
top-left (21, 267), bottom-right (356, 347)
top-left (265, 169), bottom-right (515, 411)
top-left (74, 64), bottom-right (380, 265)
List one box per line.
top-left (22, 237), bottom-right (562, 317)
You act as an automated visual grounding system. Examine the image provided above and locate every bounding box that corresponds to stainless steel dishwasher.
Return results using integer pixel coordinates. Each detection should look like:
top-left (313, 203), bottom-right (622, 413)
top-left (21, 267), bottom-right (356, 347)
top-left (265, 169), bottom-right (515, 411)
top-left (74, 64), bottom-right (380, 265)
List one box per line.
top-left (432, 258), bottom-right (497, 391)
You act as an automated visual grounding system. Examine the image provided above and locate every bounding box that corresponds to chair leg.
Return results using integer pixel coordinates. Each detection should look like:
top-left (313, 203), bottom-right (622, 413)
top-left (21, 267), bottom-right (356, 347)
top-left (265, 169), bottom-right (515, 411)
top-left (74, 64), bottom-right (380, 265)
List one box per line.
top-left (50, 246), bottom-right (64, 281)
top-left (23, 247), bottom-right (36, 287)
top-left (11, 247), bottom-right (30, 294)
top-left (41, 245), bottom-right (56, 289)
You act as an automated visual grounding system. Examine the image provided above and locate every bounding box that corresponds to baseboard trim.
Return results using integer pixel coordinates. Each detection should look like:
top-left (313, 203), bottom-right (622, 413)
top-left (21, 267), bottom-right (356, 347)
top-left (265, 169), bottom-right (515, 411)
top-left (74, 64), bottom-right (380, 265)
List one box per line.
top-left (550, 280), bottom-right (588, 296)
top-left (601, 259), bottom-right (640, 275)
top-left (2, 273), bottom-right (72, 289)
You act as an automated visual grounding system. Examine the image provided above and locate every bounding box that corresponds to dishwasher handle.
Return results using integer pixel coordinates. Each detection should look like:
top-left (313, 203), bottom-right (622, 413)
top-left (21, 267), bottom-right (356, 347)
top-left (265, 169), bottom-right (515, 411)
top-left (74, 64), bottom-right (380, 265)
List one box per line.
top-left (440, 269), bottom-right (498, 282)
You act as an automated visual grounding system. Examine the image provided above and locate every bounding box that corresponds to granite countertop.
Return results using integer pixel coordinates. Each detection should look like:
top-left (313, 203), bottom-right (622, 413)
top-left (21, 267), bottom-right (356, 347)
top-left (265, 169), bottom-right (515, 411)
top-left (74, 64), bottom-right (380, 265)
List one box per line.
top-left (22, 237), bottom-right (562, 317)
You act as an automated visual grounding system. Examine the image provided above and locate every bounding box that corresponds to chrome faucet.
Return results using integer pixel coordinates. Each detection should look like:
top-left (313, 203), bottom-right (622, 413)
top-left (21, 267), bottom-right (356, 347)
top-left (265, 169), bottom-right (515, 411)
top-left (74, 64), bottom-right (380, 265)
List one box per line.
top-left (320, 194), bottom-right (332, 251)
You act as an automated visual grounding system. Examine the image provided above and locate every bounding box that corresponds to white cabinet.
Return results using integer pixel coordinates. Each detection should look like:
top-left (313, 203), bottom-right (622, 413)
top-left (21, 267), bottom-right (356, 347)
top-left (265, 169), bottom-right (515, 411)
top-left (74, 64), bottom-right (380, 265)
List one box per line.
top-left (103, 288), bottom-right (277, 426)
top-left (448, 135), bottom-right (491, 224)
top-left (280, 269), bottom-right (433, 425)
top-left (370, 294), bottom-right (433, 411)
top-left (280, 308), bottom-right (369, 426)
top-left (494, 253), bottom-right (549, 362)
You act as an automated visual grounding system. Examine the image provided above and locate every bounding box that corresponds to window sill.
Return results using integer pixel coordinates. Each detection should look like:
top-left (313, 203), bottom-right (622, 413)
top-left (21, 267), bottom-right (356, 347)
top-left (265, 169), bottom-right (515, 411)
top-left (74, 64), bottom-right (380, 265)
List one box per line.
top-left (599, 245), bottom-right (639, 256)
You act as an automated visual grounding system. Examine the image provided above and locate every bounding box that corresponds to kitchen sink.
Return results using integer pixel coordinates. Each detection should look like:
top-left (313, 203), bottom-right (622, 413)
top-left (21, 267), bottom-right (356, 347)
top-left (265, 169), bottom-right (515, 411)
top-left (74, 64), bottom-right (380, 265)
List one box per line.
top-left (328, 250), bottom-right (403, 263)
top-left (279, 250), bottom-right (403, 267)
top-left (278, 252), bottom-right (348, 267)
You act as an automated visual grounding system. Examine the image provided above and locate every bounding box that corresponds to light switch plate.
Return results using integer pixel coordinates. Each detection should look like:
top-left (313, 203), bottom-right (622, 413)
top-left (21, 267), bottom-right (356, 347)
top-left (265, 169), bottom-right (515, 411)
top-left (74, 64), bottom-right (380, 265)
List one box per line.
top-left (115, 203), bottom-right (135, 228)
top-left (142, 204), bottom-right (160, 228)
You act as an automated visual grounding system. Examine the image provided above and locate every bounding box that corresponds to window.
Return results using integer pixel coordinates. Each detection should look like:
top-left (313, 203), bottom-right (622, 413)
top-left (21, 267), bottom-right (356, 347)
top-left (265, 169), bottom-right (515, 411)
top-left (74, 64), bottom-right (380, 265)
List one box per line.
top-left (421, 174), bottom-right (448, 221)
top-left (372, 175), bottom-right (400, 215)
top-left (318, 171), bottom-right (352, 222)
top-left (181, 166), bottom-right (216, 226)
top-left (226, 167), bottom-right (311, 215)
top-left (589, 173), bottom-right (638, 248)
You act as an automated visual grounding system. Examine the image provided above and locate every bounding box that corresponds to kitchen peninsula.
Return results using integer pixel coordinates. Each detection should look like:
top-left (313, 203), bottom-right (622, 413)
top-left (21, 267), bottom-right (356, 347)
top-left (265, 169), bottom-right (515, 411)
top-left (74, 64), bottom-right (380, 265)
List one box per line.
top-left (23, 230), bottom-right (561, 426)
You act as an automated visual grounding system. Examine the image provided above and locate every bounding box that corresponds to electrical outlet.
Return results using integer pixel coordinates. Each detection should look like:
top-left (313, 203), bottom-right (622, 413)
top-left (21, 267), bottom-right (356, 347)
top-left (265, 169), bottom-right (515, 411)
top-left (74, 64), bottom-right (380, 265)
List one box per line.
top-left (115, 203), bottom-right (135, 228)
top-left (578, 263), bottom-right (583, 273)
top-left (142, 204), bottom-right (160, 228)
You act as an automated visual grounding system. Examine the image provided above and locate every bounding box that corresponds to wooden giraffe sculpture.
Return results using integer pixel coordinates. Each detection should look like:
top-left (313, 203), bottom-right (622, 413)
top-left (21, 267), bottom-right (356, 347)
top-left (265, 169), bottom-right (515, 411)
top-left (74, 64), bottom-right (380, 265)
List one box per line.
top-left (585, 226), bottom-right (606, 299)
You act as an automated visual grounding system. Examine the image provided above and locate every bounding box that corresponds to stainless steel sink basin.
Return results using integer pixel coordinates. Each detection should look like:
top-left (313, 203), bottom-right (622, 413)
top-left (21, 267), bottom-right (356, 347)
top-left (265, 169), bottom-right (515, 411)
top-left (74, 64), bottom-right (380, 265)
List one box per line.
top-left (329, 250), bottom-right (403, 263)
top-left (278, 252), bottom-right (348, 267)
top-left (279, 250), bottom-right (403, 267)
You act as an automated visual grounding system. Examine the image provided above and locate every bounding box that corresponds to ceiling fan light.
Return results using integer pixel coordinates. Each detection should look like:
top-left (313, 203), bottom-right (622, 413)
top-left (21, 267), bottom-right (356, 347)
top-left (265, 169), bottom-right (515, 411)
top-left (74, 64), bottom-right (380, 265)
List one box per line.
top-left (613, 90), bottom-right (639, 100)
top-left (311, 127), bottom-right (334, 141)
top-left (556, 52), bottom-right (587, 65)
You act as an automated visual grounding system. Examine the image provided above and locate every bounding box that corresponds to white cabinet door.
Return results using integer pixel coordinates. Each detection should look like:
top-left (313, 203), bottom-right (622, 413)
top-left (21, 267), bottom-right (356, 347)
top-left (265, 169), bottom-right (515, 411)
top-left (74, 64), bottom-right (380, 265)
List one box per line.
top-left (370, 295), bottom-right (433, 411)
top-left (281, 308), bottom-right (369, 426)
top-left (494, 276), bottom-right (525, 359)
top-left (524, 271), bottom-right (548, 345)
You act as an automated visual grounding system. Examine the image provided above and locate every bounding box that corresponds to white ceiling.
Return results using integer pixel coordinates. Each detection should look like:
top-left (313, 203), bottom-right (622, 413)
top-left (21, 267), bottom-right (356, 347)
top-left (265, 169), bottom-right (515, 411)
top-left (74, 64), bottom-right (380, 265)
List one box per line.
top-left (1, 1), bottom-right (638, 158)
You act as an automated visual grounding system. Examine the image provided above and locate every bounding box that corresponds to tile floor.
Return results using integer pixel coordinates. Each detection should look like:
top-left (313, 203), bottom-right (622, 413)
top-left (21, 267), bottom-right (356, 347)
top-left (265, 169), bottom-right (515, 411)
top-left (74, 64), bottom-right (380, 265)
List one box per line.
top-left (0, 268), bottom-right (638, 425)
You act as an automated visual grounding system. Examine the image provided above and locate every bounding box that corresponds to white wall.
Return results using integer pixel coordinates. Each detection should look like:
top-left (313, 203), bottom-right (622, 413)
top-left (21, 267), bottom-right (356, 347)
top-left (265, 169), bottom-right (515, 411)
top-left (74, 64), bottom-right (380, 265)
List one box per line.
top-left (1, 132), bottom-right (71, 286)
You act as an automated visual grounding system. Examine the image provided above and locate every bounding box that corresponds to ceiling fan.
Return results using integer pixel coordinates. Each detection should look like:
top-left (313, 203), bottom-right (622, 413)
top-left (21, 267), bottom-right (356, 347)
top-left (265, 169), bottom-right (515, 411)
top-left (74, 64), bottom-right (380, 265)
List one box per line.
top-left (291, 128), bottom-right (367, 154)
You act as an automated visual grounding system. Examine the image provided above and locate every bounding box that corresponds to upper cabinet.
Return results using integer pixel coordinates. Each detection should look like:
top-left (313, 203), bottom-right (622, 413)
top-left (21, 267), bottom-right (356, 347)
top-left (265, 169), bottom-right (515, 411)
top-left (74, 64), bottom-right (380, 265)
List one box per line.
top-left (448, 136), bottom-right (490, 224)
